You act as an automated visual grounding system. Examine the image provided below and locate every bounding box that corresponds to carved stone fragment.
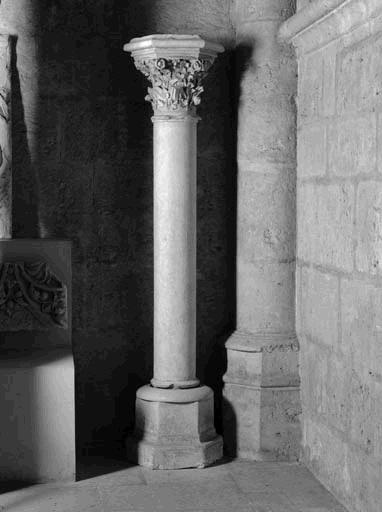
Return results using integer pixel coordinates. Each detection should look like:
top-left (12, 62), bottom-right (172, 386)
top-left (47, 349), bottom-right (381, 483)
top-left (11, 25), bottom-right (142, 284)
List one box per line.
top-left (0, 261), bottom-right (68, 330)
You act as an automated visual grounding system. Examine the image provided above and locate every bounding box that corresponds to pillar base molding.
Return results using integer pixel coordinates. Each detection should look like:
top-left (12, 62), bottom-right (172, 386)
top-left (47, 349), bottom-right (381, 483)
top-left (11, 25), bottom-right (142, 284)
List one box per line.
top-left (126, 385), bottom-right (223, 469)
top-left (150, 378), bottom-right (200, 390)
top-left (223, 330), bottom-right (301, 461)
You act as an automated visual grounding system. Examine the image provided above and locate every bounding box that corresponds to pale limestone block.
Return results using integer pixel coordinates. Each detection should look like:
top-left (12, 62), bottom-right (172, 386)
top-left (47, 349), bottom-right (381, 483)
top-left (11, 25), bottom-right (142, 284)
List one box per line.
top-left (355, 181), bottom-right (382, 275)
top-left (297, 52), bottom-right (323, 121)
top-left (300, 339), bottom-right (329, 418)
top-left (316, 184), bottom-right (354, 270)
top-left (223, 383), bottom-right (262, 458)
top-left (349, 370), bottom-right (374, 454)
top-left (237, 261), bottom-right (295, 333)
top-left (325, 355), bottom-right (352, 434)
top-left (261, 346), bottom-right (300, 388)
top-left (237, 94), bottom-right (296, 165)
top-left (297, 123), bottom-right (326, 177)
top-left (260, 388), bottom-right (301, 459)
top-left (223, 383), bottom-right (301, 461)
top-left (322, 42), bottom-right (337, 117)
top-left (337, 33), bottom-right (382, 115)
top-left (328, 114), bottom-right (377, 176)
top-left (280, 0), bottom-right (370, 54)
top-left (224, 347), bottom-right (263, 387)
top-left (296, 265), bottom-right (303, 337)
top-left (237, 169), bottom-right (295, 263)
top-left (347, 449), bottom-right (382, 512)
top-left (223, 331), bottom-right (300, 460)
top-left (302, 418), bottom-right (352, 504)
top-left (0, 349), bottom-right (75, 482)
top-left (378, 114), bottom-right (382, 173)
top-left (341, 277), bottom-right (382, 378)
top-left (297, 183), bottom-right (354, 271)
top-left (238, 67), bottom-right (296, 101)
top-left (373, 380), bottom-right (382, 460)
top-left (296, 183), bottom-right (315, 262)
top-left (224, 331), bottom-right (300, 388)
top-left (300, 267), bottom-right (339, 349)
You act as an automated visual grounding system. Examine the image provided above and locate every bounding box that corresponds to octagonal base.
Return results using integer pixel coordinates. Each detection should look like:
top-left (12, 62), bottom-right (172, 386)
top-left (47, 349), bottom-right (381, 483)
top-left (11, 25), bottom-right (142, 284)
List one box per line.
top-left (126, 385), bottom-right (223, 469)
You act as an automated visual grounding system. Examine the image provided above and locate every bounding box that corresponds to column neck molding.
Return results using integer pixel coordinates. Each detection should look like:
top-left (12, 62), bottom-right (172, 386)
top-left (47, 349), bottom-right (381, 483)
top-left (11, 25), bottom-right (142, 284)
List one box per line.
top-left (279, 0), bottom-right (380, 54)
top-left (151, 114), bottom-right (200, 123)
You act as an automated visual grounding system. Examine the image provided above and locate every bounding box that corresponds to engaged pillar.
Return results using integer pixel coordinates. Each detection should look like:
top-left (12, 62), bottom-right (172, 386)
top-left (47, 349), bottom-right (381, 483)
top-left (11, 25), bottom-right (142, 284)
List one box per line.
top-left (222, 1), bottom-right (301, 460)
top-left (124, 34), bottom-right (224, 469)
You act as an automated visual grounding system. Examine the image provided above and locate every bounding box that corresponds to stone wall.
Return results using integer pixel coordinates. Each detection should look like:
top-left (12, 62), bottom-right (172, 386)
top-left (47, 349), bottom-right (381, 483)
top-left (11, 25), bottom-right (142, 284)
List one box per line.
top-left (0, 0), bottom-right (235, 455)
top-left (281, 2), bottom-right (382, 511)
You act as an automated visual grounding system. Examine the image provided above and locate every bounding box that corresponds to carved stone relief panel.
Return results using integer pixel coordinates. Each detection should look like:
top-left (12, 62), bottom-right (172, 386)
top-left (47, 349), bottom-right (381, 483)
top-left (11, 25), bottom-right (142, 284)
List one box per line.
top-left (0, 261), bottom-right (67, 330)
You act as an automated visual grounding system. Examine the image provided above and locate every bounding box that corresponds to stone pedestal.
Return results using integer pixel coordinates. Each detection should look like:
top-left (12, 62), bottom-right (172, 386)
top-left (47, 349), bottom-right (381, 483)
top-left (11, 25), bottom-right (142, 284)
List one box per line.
top-left (123, 35), bottom-right (224, 469)
top-left (0, 240), bottom-right (75, 482)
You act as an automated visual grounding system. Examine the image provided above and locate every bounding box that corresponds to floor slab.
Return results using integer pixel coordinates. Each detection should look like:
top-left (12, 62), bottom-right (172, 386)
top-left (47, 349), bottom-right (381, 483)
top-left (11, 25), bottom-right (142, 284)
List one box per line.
top-left (0, 458), bottom-right (349, 512)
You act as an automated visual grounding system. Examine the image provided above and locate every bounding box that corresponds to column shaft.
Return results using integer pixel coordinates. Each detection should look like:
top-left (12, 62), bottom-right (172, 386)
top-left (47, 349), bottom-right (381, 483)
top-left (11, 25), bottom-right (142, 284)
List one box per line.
top-left (152, 116), bottom-right (198, 388)
top-left (0, 35), bottom-right (11, 238)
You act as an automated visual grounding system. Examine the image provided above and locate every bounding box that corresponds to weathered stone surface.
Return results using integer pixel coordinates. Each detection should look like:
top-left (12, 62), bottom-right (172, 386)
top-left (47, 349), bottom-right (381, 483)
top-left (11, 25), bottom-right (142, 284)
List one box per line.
top-left (126, 386), bottom-right (222, 469)
top-left (299, 339), bottom-right (328, 419)
top-left (297, 123), bottom-right (326, 177)
top-left (224, 331), bottom-right (300, 388)
top-left (237, 168), bottom-right (295, 263)
top-left (337, 32), bottom-right (382, 114)
top-left (356, 181), bottom-right (382, 274)
top-left (300, 266), bottom-right (339, 349)
top-left (237, 261), bottom-right (295, 333)
top-left (303, 418), bottom-right (352, 506)
top-left (298, 52), bottom-right (323, 121)
top-left (284, 3), bottom-right (382, 511)
top-left (223, 382), bottom-right (301, 461)
top-left (328, 114), bottom-right (377, 176)
top-left (341, 277), bottom-right (382, 377)
top-left (298, 183), bottom-right (354, 271)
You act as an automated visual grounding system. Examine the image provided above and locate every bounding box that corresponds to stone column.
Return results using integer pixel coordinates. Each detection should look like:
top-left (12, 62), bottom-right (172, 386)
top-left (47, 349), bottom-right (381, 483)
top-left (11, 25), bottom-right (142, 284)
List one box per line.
top-left (124, 34), bottom-right (224, 469)
top-left (222, 0), bottom-right (301, 460)
top-left (0, 35), bottom-right (11, 238)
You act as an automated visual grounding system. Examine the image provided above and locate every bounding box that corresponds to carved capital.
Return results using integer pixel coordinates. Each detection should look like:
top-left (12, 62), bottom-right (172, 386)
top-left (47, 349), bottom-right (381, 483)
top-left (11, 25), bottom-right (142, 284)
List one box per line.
top-left (134, 57), bottom-right (211, 115)
top-left (124, 34), bottom-right (224, 117)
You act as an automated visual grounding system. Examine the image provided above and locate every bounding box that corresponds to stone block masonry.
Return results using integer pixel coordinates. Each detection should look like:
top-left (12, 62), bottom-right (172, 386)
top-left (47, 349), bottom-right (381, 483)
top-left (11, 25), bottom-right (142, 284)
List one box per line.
top-left (223, 0), bottom-right (301, 462)
top-left (281, 1), bottom-right (382, 511)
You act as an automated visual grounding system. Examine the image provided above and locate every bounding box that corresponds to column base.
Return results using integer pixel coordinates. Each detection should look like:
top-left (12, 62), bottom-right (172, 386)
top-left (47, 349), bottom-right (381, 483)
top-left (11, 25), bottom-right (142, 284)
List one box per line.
top-left (223, 330), bottom-right (301, 461)
top-left (126, 385), bottom-right (223, 469)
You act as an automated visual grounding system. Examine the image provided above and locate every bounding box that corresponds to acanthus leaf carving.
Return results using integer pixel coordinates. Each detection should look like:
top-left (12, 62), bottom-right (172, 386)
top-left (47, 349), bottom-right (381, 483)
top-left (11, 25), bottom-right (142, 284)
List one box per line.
top-left (134, 58), bottom-right (211, 114)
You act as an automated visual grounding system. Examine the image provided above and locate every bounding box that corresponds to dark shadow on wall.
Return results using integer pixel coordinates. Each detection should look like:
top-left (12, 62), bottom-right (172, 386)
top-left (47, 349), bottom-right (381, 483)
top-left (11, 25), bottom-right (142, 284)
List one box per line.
top-left (11, 37), bottom-right (40, 237)
top-left (198, 48), bottom-right (237, 435)
top-left (12, 0), bottom-right (237, 475)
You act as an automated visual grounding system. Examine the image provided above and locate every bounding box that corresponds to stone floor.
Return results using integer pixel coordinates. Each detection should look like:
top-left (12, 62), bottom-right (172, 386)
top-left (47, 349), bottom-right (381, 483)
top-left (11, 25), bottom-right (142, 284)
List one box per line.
top-left (0, 458), bottom-right (349, 512)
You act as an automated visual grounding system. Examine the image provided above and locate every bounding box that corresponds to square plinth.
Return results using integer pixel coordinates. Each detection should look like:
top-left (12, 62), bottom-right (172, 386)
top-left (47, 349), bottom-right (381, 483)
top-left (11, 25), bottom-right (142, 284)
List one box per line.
top-left (126, 385), bottom-right (223, 469)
